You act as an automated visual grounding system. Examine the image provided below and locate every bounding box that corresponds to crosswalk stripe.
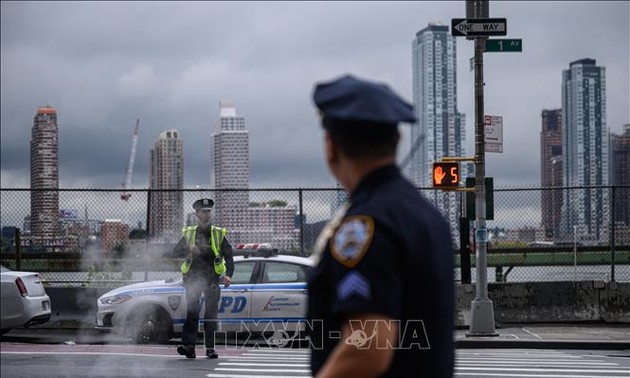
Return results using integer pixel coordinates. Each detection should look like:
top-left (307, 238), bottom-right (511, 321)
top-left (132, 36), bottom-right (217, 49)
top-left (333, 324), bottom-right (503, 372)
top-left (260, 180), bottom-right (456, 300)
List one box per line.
top-left (229, 356), bottom-right (309, 360)
top-left (458, 352), bottom-right (584, 359)
top-left (219, 362), bottom-right (309, 367)
top-left (247, 349), bottom-right (311, 354)
top-left (216, 367), bottom-right (310, 373)
top-left (455, 366), bottom-right (629, 374)
top-left (457, 360), bottom-right (617, 365)
top-left (456, 373), bottom-right (629, 378)
top-left (207, 375), bottom-right (309, 378)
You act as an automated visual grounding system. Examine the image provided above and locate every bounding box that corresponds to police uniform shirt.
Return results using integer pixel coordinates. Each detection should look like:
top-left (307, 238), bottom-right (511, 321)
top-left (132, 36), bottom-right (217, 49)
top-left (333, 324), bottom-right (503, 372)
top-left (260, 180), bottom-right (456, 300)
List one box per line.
top-left (187, 226), bottom-right (234, 281)
top-left (307, 164), bottom-right (455, 377)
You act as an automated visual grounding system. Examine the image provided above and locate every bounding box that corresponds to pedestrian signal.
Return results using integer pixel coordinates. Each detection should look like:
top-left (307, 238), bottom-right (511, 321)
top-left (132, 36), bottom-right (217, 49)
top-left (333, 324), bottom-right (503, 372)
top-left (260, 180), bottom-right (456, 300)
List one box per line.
top-left (433, 162), bottom-right (460, 188)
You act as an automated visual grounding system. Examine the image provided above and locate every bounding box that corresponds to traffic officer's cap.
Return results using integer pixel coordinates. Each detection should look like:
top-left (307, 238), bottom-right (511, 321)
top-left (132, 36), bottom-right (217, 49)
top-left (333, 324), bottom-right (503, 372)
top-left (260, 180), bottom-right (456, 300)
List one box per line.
top-left (312, 74), bottom-right (416, 133)
top-left (193, 198), bottom-right (214, 211)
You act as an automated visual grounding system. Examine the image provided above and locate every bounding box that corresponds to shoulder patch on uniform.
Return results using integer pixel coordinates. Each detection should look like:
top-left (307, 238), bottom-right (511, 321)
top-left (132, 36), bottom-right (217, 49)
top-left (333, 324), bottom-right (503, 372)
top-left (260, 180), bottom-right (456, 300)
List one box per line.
top-left (330, 215), bottom-right (374, 268)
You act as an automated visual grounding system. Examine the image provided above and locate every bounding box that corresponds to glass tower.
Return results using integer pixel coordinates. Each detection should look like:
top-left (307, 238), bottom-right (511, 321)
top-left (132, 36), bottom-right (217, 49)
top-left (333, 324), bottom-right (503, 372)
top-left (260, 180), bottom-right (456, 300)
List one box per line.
top-left (561, 58), bottom-right (609, 243)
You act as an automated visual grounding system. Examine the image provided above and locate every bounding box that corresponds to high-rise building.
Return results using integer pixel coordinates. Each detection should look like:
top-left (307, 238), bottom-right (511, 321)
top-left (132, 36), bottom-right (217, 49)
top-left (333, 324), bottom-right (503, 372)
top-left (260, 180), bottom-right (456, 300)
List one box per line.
top-left (540, 109), bottom-right (563, 239)
top-left (611, 124), bottom-right (630, 226)
top-left (30, 106), bottom-right (59, 242)
top-left (411, 23), bottom-right (466, 240)
top-left (149, 129), bottom-right (184, 242)
top-left (561, 58), bottom-right (609, 243)
top-left (209, 101), bottom-right (297, 249)
top-left (211, 101), bottom-right (250, 229)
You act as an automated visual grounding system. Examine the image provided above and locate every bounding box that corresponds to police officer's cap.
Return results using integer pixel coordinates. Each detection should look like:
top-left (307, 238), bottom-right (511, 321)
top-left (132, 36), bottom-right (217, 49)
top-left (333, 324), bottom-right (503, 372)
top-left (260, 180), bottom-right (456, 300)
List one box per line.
top-left (313, 74), bottom-right (416, 131)
top-left (193, 198), bottom-right (214, 211)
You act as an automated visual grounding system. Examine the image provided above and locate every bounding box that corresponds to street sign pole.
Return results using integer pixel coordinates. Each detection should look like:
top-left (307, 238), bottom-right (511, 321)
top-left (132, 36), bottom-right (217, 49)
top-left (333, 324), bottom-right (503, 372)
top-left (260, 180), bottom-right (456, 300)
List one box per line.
top-left (467, 0), bottom-right (497, 336)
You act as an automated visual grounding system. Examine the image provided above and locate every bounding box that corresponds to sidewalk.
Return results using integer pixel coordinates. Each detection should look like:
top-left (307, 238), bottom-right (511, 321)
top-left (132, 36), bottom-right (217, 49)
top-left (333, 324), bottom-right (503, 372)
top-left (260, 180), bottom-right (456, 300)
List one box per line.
top-left (455, 323), bottom-right (630, 349)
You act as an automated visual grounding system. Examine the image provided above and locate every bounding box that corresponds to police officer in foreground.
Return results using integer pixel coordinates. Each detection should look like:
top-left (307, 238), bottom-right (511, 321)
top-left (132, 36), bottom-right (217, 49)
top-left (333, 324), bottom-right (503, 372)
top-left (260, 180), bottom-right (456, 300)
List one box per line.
top-left (307, 74), bottom-right (455, 377)
top-left (173, 198), bottom-right (234, 359)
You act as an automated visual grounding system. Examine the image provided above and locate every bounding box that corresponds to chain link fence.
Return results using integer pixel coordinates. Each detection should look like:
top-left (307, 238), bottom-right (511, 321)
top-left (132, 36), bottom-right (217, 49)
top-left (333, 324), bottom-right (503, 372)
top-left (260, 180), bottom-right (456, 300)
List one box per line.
top-left (1, 186), bottom-right (628, 286)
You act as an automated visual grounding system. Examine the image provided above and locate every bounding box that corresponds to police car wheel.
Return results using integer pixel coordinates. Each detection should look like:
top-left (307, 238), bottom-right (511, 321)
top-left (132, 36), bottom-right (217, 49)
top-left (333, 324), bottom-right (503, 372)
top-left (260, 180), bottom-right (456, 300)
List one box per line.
top-left (126, 305), bottom-right (172, 344)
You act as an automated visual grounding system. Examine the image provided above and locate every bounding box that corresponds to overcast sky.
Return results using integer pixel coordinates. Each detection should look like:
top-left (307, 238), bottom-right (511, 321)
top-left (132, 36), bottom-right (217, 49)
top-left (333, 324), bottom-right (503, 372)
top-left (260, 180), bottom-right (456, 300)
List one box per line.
top-left (2, 1), bottom-right (628, 191)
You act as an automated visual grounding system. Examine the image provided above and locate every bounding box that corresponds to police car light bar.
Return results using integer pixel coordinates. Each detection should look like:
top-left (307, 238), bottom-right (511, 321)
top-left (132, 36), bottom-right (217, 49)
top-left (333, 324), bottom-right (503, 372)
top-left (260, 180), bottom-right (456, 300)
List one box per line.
top-left (234, 243), bottom-right (278, 258)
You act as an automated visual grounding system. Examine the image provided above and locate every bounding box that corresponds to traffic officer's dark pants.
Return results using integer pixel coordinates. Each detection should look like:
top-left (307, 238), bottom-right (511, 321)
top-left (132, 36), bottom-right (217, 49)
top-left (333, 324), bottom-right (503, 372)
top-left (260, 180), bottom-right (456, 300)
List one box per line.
top-left (181, 274), bottom-right (221, 349)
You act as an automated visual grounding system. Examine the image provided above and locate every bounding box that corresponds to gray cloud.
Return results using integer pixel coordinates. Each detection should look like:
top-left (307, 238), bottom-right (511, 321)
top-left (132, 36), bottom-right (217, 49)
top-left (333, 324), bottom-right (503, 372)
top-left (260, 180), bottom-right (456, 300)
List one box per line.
top-left (2, 1), bottom-right (628, 192)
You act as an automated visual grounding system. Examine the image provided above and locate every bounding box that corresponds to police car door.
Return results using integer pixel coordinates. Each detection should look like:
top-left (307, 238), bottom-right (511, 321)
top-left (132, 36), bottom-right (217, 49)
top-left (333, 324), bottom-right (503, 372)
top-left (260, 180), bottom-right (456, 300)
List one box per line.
top-left (218, 260), bottom-right (256, 332)
top-left (249, 261), bottom-right (309, 334)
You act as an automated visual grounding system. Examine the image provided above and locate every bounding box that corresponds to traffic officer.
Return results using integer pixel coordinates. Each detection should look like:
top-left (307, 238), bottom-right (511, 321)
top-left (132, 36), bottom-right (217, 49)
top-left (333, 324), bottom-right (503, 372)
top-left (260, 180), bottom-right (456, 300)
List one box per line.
top-left (173, 198), bottom-right (234, 359)
top-left (307, 74), bottom-right (455, 377)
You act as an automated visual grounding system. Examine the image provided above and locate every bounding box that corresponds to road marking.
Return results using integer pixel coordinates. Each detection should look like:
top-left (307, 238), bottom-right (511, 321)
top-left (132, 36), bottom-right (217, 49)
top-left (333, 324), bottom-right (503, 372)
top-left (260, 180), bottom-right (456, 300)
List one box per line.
top-left (521, 327), bottom-right (543, 339)
top-left (457, 360), bottom-right (617, 365)
top-left (216, 367), bottom-right (310, 373)
top-left (0, 351), bottom-right (178, 358)
top-left (219, 362), bottom-right (309, 367)
top-left (236, 354), bottom-right (309, 360)
top-left (457, 374), bottom-right (629, 378)
top-left (456, 366), bottom-right (630, 373)
top-left (207, 375), bottom-right (308, 378)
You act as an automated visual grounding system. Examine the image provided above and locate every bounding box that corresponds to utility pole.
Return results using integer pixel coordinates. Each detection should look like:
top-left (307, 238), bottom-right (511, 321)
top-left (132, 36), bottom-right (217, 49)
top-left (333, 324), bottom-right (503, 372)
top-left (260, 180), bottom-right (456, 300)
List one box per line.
top-left (450, 0), bottom-right (518, 334)
top-left (451, 0), bottom-right (507, 336)
top-left (466, 0), bottom-right (496, 336)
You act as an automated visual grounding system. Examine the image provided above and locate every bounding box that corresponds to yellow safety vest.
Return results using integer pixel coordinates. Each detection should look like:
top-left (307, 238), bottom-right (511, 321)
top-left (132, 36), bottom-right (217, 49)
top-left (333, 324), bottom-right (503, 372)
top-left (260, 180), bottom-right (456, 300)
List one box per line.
top-left (180, 225), bottom-right (227, 276)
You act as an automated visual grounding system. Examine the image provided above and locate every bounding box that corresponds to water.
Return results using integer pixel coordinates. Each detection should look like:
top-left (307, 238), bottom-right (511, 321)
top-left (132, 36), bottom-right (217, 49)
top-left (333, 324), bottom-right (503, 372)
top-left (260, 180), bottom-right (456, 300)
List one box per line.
top-left (456, 264), bottom-right (630, 283)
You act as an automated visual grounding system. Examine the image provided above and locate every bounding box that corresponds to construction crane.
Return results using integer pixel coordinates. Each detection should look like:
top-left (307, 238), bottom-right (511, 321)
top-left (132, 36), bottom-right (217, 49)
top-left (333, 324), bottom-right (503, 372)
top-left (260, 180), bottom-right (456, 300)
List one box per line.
top-left (121, 119), bottom-right (140, 201)
top-left (400, 132), bottom-right (424, 171)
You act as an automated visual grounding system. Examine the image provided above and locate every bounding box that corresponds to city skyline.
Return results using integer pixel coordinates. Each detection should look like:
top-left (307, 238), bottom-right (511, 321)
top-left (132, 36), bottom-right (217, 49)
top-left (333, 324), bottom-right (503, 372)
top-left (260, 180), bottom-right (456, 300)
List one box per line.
top-left (1, 2), bottom-right (627, 192)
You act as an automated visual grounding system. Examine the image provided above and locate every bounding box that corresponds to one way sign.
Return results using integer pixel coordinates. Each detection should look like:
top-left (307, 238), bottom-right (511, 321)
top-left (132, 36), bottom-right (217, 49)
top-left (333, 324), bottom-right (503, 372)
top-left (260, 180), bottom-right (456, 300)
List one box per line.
top-left (451, 18), bottom-right (507, 37)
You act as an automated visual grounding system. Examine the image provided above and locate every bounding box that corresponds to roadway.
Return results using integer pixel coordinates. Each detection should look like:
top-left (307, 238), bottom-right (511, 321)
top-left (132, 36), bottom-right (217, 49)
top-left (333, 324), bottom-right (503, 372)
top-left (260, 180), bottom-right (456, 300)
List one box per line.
top-left (1, 327), bottom-right (628, 378)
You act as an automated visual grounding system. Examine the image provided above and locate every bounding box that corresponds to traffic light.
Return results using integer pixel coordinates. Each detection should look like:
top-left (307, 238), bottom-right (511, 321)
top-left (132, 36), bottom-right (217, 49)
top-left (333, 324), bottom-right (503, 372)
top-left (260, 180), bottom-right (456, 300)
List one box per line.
top-left (433, 162), bottom-right (460, 188)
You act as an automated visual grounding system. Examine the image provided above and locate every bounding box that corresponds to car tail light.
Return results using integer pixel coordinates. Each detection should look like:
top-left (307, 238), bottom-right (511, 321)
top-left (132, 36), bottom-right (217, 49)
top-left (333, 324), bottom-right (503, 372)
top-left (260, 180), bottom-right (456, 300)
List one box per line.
top-left (15, 277), bottom-right (28, 297)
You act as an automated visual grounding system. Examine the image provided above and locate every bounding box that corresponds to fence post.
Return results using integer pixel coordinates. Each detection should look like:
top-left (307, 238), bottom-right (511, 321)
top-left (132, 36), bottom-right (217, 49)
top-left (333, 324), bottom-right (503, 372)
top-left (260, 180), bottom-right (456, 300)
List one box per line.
top-left (460, 217), bottom-right (471, 284)
top-left (145, 189), bottom-right (152, 281)
top-left (15, 228), bottom-right (21, 271)
top-left (299, 189), bottom-right (304, 256)
top-left (610, 185), bottom-right (616, 282)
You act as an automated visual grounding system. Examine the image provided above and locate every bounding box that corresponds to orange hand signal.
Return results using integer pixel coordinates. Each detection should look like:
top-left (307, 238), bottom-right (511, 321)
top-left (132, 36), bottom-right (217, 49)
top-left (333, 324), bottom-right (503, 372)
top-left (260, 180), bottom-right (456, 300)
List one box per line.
top-left (434, 166), bottom-right (447, 185)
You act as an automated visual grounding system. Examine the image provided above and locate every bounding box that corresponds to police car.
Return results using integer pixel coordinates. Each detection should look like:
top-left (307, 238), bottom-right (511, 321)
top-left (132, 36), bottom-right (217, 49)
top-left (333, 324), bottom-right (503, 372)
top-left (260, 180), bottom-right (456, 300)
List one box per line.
top-left (96, 244), bottom-right (313, 344)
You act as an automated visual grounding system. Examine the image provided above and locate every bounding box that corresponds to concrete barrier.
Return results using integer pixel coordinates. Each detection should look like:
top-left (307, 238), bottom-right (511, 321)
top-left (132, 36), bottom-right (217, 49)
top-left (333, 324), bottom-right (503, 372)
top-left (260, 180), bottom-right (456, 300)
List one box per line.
top-left (599, 281), bottom-right (630, 323)
top-left (39, 281), bottom-right (630, 329)
top-left (456, 281), bottom-right (629, 326)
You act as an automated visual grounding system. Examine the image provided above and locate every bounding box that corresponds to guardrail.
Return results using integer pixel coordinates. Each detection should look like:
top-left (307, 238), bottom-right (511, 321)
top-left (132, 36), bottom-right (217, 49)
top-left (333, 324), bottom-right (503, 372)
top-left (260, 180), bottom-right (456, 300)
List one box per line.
top-left (475, 246), bottom-right (630, 266)
top-left (2, 246), bottom-right (628, 285)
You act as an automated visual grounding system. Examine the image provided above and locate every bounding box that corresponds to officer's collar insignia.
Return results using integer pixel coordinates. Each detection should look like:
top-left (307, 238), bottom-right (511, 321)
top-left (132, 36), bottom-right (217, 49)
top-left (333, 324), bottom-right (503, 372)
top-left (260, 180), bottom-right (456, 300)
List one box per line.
top-left (331, 215), bottom-right (374, 268)
top-left (168, 295), bottom-right (181, 311)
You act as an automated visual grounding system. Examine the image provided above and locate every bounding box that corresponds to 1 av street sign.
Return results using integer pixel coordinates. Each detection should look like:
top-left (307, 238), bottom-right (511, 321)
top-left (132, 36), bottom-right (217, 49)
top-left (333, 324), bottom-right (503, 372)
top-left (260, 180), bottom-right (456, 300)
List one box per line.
top-left (486, 39), bottom-right (522, 52)
top-left (451, 18), bottom-right (507, 37)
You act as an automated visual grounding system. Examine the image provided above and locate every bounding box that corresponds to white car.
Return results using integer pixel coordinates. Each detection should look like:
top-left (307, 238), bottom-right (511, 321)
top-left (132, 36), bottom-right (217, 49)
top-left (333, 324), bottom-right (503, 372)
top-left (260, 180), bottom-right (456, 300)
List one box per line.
top-left (96, 251), bottom-right (313, 344)
top-left (1, 265), bottom-right (52, 335)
